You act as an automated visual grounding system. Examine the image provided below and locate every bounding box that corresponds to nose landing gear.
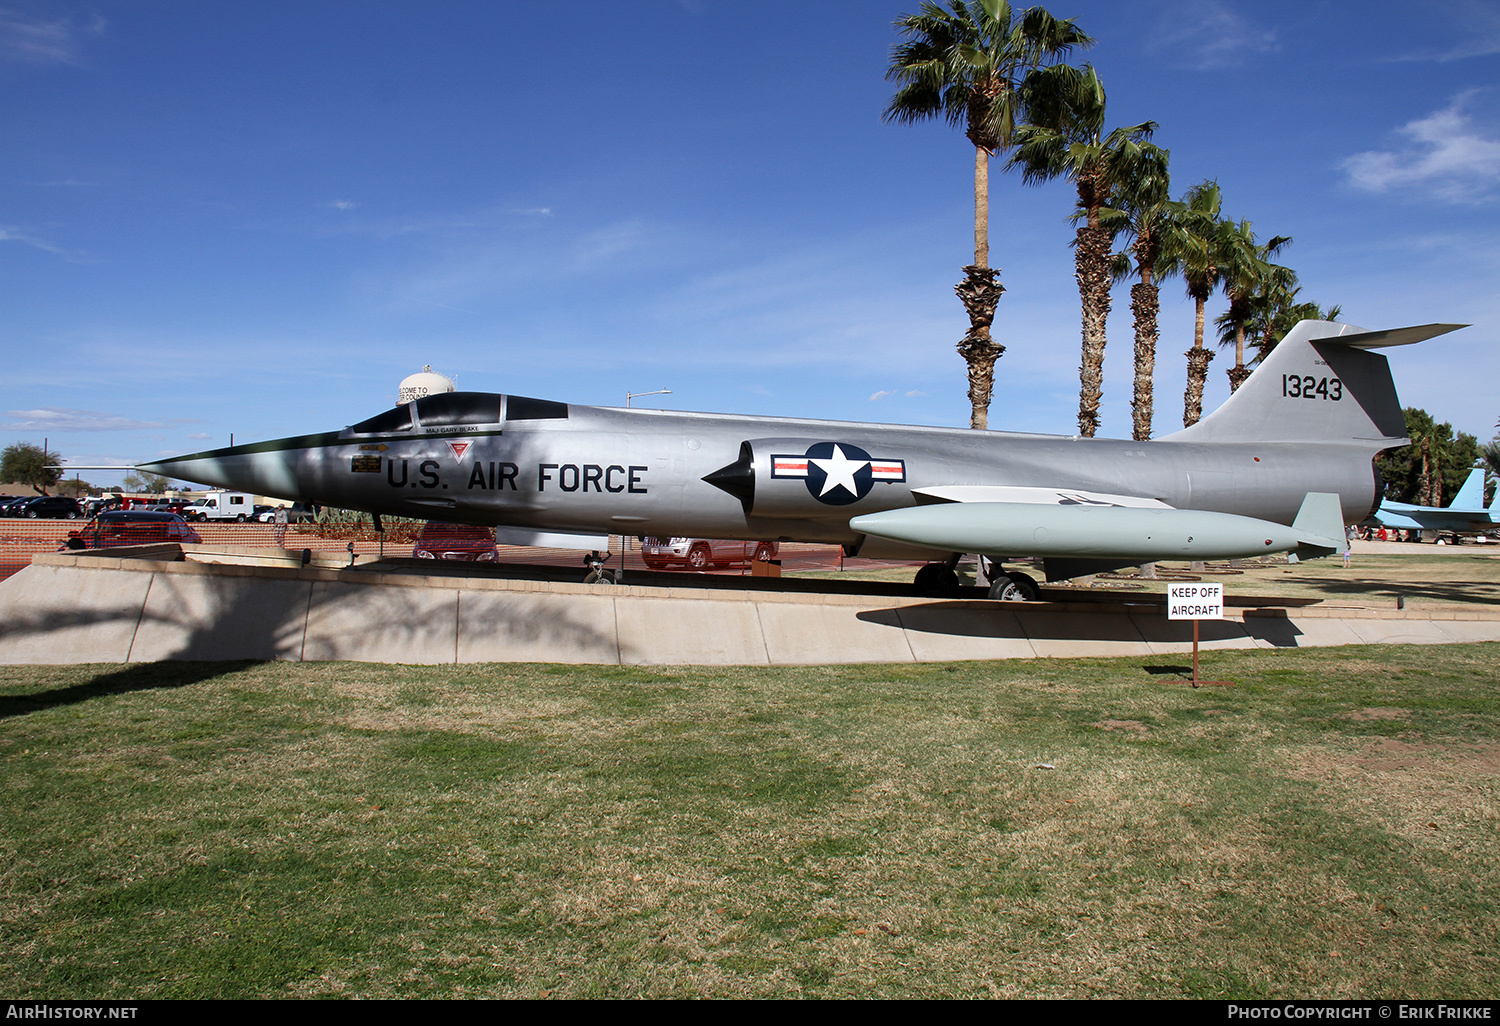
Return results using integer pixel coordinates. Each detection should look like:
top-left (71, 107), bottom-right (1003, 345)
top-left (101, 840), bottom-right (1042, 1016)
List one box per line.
top-left (986, 570), bottom-right (1039, 602)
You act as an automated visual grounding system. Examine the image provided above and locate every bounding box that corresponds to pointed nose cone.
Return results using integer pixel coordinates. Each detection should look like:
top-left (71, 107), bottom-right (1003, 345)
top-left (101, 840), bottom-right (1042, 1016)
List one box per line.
top-left (141, 434), bottom-right (332, 498)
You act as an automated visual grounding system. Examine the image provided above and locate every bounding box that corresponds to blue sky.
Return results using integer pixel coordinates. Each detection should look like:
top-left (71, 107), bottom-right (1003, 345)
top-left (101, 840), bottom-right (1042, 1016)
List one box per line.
top-left (3, 0), bottom-right (1498, 488)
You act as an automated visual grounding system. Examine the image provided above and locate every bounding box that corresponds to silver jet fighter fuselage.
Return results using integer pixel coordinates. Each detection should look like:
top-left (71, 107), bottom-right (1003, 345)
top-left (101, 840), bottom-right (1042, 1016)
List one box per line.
top-left (143, 320), bottom-right (1464, 582)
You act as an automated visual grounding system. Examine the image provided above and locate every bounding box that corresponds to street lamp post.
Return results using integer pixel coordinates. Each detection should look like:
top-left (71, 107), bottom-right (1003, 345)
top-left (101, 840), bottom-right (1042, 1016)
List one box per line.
top-left (626, 389), bottom-right (672, 408)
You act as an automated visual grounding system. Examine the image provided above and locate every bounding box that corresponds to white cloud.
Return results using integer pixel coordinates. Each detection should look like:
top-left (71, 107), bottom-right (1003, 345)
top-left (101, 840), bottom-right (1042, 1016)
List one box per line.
top-left (0, 225), bottom-right (71, 259)
top-left (1151, 1), bottom-right (1278, 69)
top-left (1343, 93), bottom-right (1500, 202)
top-left (3, 408), bottom-right (167, 432)
top-left (869, 390), bottom-right (893, 401)
top-left (330, 199), bottom-right (357, 211)
top-left (0, 8), bottom-right (104, 65)
top-left (1395, 0), bottom-right (1500, 62)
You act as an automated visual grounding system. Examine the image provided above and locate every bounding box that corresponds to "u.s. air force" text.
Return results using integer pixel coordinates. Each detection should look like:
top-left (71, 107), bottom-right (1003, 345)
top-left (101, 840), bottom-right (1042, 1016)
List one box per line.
top-left (383, 459), bottom-right (648, 494)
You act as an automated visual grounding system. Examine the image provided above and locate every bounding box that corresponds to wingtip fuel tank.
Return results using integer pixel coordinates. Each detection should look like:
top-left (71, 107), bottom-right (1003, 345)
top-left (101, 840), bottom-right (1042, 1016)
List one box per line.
top-left (848, 502), bottom-right (1308, 562)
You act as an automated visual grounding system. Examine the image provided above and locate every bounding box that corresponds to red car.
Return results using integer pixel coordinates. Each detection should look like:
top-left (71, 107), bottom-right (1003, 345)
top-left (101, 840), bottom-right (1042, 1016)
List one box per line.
top-left (412, 522), bottom-right (499, 562)
top-left (60, 511), bottom-right (203, 550)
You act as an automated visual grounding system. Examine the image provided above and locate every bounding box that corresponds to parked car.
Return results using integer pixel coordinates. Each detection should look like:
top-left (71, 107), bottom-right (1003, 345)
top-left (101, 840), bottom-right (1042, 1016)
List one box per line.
top-left (15, 496), bottom-right (82, 519)
top-left (1, 495), bottom-right (55, 516)
top-left (255, 502), bottom-right (317, 523)
top-left (412, 522), bottom-right (499, 562)
top-left (641, 537), bottom-right (777, 570)
top-left (59, 510), bottom-right (203, 550)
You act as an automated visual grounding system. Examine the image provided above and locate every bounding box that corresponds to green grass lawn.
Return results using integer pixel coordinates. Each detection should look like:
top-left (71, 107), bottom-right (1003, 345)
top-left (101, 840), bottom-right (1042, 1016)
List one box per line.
top-left (3, 648), bottom-right (1498, 998)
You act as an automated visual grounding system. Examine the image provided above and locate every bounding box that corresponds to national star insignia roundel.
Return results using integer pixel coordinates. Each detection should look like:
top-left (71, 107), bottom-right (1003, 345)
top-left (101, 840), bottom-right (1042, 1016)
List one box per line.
top-left (770, 442), bottom-right (906, 506)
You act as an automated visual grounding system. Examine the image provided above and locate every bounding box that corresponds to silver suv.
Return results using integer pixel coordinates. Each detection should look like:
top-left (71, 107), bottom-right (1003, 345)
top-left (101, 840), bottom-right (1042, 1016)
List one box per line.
top-left (641, 537), bottom-right (778, 570)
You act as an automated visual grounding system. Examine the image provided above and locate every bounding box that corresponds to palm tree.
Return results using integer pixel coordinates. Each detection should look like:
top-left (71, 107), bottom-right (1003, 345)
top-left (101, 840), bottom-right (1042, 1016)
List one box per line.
top-left (1410, 417), bottom-right (1447, 508)
top-left (885, 0), bottom-right (1092, 429)
top-left (1482, 437), bottom-right (1500, 495)
top-left (1008, 63), bottom-right (1155, 436)
top-left (1216, 222), bottom-right (1291, 392)
top-left (1484, 418), bottom-right (1500, 489)
top-left (1253, 289), bottom-right (1342, 361)
top-left (1241, 263), bottom-right (1300, 363)
top-left (1215, 260), bottom-right (1322, 379)
top-left (1099, 142), bottom-right (1175, 441)
top-left (1159, 180), bottom-right (1226, 427)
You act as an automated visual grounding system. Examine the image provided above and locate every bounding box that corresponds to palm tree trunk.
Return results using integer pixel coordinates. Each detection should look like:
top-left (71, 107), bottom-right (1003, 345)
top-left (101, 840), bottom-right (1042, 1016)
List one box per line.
top-left (1183, 296), bottom-right (1213, 426)
top-left (1227, 324), bottom-right (1251, 392)
top-left (1130, 278), bottom-right (1159, 441)
top-left (956, 266), bottom-right (1005, 430)
top-left (974, 146), bottom-right (989, 269)
top-left (1075, 223), bottom-right (1112, 437)
top-left (956, 146), bottom-right (1002, 430)
top-left (1418, 437), bottom-right (1444, 508)
top-left (1418, 439), bottom-right (1433, 508)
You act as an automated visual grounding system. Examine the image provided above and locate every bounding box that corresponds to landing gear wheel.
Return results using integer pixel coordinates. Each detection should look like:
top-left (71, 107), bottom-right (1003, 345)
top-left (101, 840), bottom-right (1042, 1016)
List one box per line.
top-left (584, 568), bottom-right (616, 585)
top-left (687, 545), bottom-right (709, 570)
top-left (988, 571), bottom-right (1040, 602)
top-left (914, 563), bottom-right (961, 597)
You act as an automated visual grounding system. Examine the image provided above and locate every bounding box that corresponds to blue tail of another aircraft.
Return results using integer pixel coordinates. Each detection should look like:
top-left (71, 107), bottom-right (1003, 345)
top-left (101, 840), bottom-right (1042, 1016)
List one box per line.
top-left (1451, 468), bottom-right (1486, 511)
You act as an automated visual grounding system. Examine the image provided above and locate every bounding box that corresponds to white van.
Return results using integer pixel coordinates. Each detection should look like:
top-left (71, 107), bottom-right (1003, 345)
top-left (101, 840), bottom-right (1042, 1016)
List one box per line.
top-left (182, 491), bottom-right (255, 522)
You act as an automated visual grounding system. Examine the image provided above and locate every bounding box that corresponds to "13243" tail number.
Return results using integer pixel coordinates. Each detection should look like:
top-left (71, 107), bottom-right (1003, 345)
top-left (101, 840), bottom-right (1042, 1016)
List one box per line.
top-left (1282, 375), bottom-right (1342, 400)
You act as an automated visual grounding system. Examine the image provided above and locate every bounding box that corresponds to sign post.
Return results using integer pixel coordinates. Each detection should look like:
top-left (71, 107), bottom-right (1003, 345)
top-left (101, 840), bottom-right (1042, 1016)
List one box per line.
top-left (1167, 582), bottom-right (1232, 688)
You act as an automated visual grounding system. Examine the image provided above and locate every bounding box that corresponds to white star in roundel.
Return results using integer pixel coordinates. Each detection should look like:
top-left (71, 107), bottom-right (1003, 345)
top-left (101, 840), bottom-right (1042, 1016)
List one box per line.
top-left (809, 444), bottom-right (870, 499)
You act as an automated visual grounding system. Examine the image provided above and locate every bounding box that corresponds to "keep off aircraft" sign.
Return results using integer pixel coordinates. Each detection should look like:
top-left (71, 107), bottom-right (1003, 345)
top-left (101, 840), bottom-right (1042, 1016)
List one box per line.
top-left (1167, 583), bottom-right (1224, 620)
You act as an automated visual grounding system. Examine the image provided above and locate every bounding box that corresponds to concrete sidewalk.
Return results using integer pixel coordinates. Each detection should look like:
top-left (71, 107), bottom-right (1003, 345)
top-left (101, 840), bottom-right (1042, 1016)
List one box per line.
top-left (3, 546), bottom-right (1498, 666)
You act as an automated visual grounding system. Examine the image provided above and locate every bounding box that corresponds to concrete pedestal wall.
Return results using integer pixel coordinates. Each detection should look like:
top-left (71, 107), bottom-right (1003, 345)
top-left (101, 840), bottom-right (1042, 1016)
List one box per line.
top-left (2, 551), bottom-right (1498, 666)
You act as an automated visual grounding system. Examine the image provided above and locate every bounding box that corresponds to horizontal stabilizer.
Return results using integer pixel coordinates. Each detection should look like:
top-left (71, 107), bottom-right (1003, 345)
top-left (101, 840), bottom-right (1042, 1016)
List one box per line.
top-left (1328, 323), bottom-right (1467, 349)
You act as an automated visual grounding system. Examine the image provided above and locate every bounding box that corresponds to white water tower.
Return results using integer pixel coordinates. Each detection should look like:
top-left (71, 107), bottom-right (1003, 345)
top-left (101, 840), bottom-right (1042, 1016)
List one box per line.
top-left (397, 365), bottom-right (455, 405)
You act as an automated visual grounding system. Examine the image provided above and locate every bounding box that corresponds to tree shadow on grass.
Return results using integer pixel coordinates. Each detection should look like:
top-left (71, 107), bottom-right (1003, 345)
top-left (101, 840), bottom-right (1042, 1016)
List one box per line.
top-left (0, 660), bottom-right (262, 720)
top-left (1279, 573), bottom-right (1500, 606)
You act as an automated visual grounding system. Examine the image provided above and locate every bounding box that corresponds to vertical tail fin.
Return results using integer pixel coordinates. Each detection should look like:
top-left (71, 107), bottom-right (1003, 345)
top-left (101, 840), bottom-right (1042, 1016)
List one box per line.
top-left (1451, 468), bottom-right (1485, 510)
top-left (1162, 320), bottom-right (1466, 450)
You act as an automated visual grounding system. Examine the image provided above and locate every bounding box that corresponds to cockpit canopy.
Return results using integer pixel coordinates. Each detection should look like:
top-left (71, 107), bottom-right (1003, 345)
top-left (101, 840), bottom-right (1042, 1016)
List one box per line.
top-left (347, 392), bottom-right (567, 435)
